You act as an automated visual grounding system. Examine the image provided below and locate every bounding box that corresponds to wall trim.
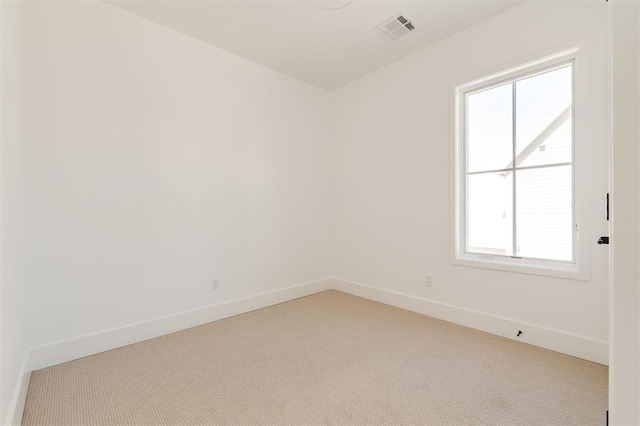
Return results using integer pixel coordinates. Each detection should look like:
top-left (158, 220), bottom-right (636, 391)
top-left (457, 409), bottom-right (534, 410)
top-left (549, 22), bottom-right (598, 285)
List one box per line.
top-left (5, 353), bottom-right (30, 426)
top-left (332, 278), bottom-right (608, 365)
top-left (27, 278), bottom-right (334, 372)
top-left (13, 276), bottom-right (607, 424)
top-left (26, 276), bottom-right (608, 373)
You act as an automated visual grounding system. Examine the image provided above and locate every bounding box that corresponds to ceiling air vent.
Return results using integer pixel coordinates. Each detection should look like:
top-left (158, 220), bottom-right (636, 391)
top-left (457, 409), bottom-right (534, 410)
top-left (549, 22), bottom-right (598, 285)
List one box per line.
top-left (375, 13), bottom-right (416, 41)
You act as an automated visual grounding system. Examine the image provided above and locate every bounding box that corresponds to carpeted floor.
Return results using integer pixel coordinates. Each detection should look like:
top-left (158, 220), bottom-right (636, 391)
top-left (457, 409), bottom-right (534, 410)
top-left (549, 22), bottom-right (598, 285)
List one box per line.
top-left (22, 290), bottom-right (608, 425)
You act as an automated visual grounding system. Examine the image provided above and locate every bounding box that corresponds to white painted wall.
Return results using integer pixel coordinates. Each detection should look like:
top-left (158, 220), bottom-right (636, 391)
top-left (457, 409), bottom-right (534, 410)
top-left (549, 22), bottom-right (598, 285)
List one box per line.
top-left (0, 0), bottom-right (28, 424)
top-left (9, 0), bottom-right (637, 421)
top-left (609, 0), bottom-right (640, 423)
top-left (332, 1), bottom-right (610, 354)
top-left (22, 1), bottom-right (333, 349)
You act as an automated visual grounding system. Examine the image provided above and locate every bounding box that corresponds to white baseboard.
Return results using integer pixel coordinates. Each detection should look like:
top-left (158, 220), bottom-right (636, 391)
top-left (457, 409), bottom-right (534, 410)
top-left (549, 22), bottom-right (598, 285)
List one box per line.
top-left (4, 354), bottom-right (31, 426)
top-left (332, 278), bottom-right (608, 365)
top-left (23, 276), bottom-right (607, 383)
top-left (28, 278), bottom-right (333, 372)
top-left (11, 276), bottom-right (606, 425)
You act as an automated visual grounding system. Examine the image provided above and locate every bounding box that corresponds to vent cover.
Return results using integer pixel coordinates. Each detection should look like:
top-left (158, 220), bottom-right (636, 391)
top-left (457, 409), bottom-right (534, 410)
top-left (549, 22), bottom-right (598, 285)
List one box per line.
top-left (375, 13), bottom-right (416, 40)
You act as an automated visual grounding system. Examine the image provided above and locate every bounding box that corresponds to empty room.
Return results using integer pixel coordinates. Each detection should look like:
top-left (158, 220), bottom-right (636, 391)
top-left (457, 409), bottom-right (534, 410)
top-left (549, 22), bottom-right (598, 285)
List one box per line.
top-left (1, 0), bottom-right (639, 425)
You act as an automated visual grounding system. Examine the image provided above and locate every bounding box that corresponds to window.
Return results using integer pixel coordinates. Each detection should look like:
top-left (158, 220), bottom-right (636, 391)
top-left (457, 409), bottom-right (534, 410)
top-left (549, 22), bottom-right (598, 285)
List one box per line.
top-left (452, 48), bottom-right (587, 279)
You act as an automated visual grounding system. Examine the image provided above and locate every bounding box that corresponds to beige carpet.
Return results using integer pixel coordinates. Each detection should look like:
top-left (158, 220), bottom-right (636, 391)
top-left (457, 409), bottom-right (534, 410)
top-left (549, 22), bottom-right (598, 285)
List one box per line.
top-left (23, 290), bottom-right (607, 425)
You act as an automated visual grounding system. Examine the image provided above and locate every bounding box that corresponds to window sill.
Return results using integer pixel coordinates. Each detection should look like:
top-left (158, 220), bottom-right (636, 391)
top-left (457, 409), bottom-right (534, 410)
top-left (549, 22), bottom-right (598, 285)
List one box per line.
top-left (452, 253), bottom-right (589, 281)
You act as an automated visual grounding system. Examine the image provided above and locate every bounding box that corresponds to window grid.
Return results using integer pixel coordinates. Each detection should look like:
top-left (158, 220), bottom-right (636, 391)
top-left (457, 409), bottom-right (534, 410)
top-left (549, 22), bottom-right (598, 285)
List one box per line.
top-left (462, 61), bottom-right (575, 263)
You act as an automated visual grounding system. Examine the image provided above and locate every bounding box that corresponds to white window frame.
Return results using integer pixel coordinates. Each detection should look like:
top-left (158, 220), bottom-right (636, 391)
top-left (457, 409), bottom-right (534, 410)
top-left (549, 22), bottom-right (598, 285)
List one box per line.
top-left (451, 44), bottom-right (590, 280)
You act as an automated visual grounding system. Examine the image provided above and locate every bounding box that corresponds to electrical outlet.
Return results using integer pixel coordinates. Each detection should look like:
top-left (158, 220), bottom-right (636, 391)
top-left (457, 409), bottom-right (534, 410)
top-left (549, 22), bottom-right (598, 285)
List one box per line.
top-left (425, 275), bottom-right (433, 287)
top-left (212, 277), bottom-right (220, 290)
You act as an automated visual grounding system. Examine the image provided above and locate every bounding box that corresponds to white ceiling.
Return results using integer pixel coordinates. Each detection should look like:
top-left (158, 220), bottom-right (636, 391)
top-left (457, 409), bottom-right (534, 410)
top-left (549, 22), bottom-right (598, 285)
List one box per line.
top-left (107, 0), bottom-right (522, 91)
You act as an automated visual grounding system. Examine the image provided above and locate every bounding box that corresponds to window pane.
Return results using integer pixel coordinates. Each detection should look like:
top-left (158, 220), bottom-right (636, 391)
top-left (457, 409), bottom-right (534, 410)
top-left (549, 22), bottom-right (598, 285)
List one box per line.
top-left (516, 66), bottom-right (572, 168)
top-left (467, 172), bottom-right (513, 256)
top-left (518, 117), bottom-right (572, 168)
top-left (515, 166), bottom-right (573, 261)
top-left (467, 84), bottom-right (513, 173)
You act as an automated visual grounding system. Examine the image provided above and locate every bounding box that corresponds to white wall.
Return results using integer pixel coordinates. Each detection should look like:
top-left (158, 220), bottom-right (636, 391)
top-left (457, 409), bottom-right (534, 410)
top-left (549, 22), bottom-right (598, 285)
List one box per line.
top-left (609, 0), bottom-right (640, 423)
top-left (22, 1), bottom-right (333, 349)
top-left (332, 1), bottom-right (610, 359)
top-left (5, 0), bottom-right (638, 422)
top-left (1, 0), bottom-right (28, 423)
